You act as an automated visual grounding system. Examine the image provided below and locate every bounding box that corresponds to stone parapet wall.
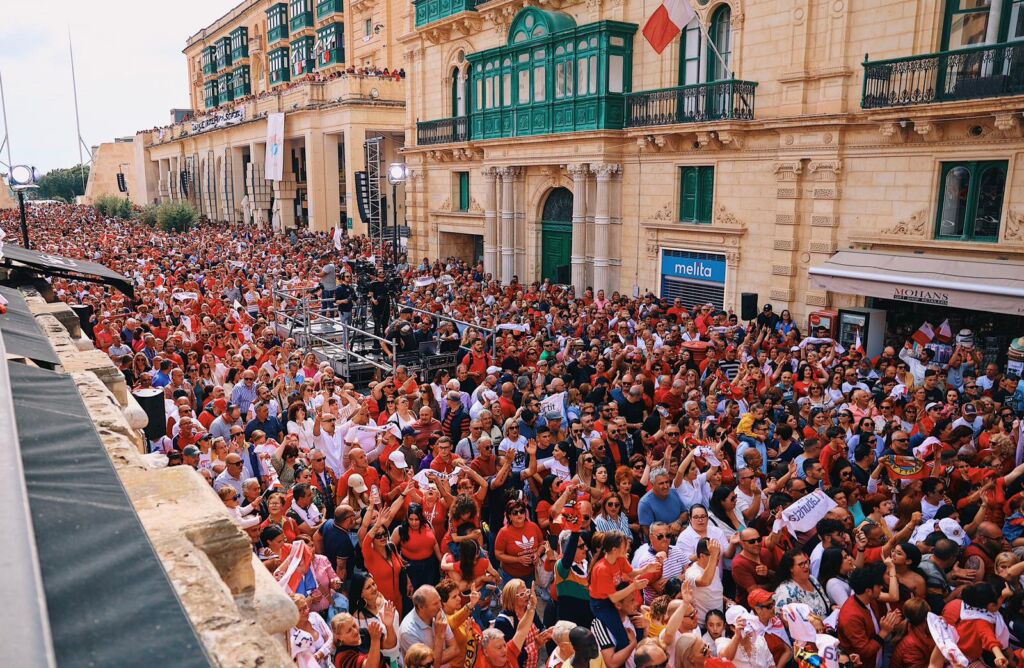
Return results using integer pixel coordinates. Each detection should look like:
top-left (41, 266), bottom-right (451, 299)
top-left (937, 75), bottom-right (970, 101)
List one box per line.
top-left (23, 293), bottom-right (296, 667)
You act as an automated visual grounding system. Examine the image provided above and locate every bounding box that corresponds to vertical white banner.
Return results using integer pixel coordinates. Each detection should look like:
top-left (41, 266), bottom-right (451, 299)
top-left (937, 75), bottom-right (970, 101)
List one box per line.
top-left (265, 112), bottom-right (285, 182)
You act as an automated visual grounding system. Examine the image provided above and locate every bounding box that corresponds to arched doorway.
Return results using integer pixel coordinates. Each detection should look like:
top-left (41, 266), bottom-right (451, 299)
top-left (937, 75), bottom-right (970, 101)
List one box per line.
top-left (540, 187), bottom-right (572, 284)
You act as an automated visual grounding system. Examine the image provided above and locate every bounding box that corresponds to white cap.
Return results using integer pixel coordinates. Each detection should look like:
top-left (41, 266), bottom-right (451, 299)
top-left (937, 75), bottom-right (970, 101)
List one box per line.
top-left (389, 451), bottom-right (409, 469)
top-left (482, 390), bottom-right (499, 403)
top-left (348, 473), bottom-right (368, 493)
top-left (938, 518), bottom-right (969, 546)
top-left (486, 366), bottom-right (502, 375)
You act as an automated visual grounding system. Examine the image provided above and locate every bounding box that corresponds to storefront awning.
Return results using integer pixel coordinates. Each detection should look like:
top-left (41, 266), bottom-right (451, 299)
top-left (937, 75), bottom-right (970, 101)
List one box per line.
top-left (809, 250), bottom-right (1024, 317)
top-left (0, 285), bottom-right (60, 368)
top-left (0, 243), bottom-right (135, 299)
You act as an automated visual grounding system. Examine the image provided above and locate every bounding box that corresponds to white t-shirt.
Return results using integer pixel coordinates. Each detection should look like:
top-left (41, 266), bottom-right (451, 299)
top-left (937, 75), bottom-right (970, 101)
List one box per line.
top-left (685, 561), bottom-right (724, 626)
top-left (674, 472), bottom-right (711, 509)
top-left (539, 457), bottom-right (571, 482)
top-left (677, 524), bottom-right (728, 577)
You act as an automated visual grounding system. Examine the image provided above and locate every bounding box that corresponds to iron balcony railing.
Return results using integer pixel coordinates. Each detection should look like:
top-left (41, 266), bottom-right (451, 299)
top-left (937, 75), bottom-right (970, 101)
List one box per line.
top-left (862, 41), bottom-right (1024, 109)
top-left (417, 116), bottom-right (470, 145)
top-left (625, 79), bottom-right (757, 128)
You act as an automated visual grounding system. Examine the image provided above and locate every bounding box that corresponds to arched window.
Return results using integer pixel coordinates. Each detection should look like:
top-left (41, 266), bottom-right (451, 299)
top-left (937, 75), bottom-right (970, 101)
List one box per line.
top-left (708, 5), bottom-right (732, 81)
top-left (451, 67), bottom-right (465, 116)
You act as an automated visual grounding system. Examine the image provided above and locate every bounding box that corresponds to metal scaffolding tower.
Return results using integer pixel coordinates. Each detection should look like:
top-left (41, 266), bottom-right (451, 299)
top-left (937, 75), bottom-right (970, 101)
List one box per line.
top-left (364, 137), bottom-right (383, 241)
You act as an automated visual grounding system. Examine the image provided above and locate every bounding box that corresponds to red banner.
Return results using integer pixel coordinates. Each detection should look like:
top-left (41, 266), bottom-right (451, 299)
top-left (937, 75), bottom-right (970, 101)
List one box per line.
top-left (879, 454), bottom-right (931, 480)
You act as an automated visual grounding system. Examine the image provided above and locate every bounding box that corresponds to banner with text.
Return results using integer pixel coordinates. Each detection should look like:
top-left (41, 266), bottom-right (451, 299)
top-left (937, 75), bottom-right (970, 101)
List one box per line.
top-left (779, 490), bottom-right (837, 534)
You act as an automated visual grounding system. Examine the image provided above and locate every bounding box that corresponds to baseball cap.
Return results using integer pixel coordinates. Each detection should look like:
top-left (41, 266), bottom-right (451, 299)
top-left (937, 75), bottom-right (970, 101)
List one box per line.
top-left (388, 451), bottom-right (409, 469)
top-left (182, 445), bottom-right (201, 456)
top-left (348, 473), bottom-right (368, 493)
top-left (196, 432), bottom-right (211, 442)
top-left (486, 365), bottom-right (502, 375)
top-left (925, 402), bottom-right (942, 412)
top-left (401, 426), bottom-right (417, 439)
top-left (938, 517), bottom-right (969, 546)
top-left (544, 410), bottom-right (563, 422)
top-left (963, 403), bottom-right (978, 416)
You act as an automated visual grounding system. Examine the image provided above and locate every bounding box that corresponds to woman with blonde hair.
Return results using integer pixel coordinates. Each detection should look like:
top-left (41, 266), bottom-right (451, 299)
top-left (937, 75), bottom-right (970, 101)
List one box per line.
top-left (288, 592), bottom-right (332, 667)
top-left (673, 633), bottom-right (710, 668)
top-left (403, 643), bottom-right (435, 668)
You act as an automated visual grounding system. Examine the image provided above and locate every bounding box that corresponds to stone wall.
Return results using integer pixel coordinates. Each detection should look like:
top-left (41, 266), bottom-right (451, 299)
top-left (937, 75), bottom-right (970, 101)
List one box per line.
top-left (23, 292), bottom-right (297, 667)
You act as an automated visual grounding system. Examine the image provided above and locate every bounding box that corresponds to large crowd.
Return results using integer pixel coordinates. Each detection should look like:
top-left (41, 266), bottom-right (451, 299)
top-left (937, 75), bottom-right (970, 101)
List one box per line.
top-left (4, 203), bottom-right (1024, 668)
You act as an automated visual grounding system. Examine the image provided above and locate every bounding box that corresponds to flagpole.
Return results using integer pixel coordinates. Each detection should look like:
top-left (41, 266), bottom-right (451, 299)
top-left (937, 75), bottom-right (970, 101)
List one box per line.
top-left (696, 20), bottom-right (731, 79)
top-left (0, 70), bottom-right (12, 171)
top-left (69, 29), bottom-right (88, 193)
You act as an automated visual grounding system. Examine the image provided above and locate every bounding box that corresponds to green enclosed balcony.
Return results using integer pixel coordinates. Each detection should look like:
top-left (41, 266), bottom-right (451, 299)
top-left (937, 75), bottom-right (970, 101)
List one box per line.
top-left (202, 46), bottom-right (217, 75)
top-left (204, 81), bottom-right (220, 109)
top-left (218, 73), bottom-right (235, 103)
top-left (316, 23), bottom-right (344, 69)
top-left (270, 46), bottom-right (291, 85)
top-left (233, 66), bottom-right (251, 98)
top-left (231, 27), bottom-right (249, 60)
top-left (268, 3), bottom-right (289, 44)
top-left (290, 0), bottom-right (314, 31)
top-left (316, 0), bottom-right (343, 19)
top-left (215, 37), bottom-right (233, 71)
top-left (415, 0), bottom-right (478, 28)
top-left (625, 79), bottom-right (757, 127)
top-left (862, 42), bottom-right (1024, 109)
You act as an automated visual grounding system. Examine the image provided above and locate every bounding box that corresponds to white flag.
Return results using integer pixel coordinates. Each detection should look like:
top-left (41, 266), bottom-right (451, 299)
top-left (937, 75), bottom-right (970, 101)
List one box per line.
top-left (265, 112), bottom-right (285, 181)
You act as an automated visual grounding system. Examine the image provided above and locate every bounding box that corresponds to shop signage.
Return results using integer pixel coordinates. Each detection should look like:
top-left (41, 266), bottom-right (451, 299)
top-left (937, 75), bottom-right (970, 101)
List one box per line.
top-left (660, 253), bottom-right (726, 283)
top-left (891, 287), bottom-right (950, 307)
top-left (190, 107), bottom-right (246, 134)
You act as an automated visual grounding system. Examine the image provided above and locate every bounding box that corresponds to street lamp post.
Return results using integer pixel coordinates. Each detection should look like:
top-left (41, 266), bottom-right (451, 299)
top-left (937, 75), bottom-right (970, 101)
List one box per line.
top-left (8, 165), bottom-right (39, 249)
top-left (386, 162), bottom-right (407, 267)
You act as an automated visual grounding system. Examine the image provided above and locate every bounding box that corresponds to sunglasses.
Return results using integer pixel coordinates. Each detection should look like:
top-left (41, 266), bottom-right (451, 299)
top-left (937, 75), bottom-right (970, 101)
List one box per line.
top-left (509, 509), bottom-right (526, 516)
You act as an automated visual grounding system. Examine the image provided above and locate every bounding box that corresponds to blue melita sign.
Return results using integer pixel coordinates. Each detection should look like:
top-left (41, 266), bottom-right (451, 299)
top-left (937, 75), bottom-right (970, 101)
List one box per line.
top-left (660, 253), bottom-right (726, 284)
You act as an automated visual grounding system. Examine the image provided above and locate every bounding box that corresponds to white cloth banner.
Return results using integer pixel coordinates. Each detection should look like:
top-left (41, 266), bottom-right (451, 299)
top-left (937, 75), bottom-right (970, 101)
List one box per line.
top-left (414, 466), bottom-right (461, 489)
top-left (540, 393), bottom-right (565, 417)
top-left (497, 323), bottom-right (530, 333)
top-left (815, 634), bottom-right (841, 668)
top-left (265, 112), bottom-right (285, 181)
top-left (694, 446), bottom-right (722, 468)
top-left (781, 603), bottom-right (818, 644)
top-left (172, 291), bottom-right (199, 301)
top-left (333, 227), bottom-right (343, 251)
top-left (779, 490), bottom-right (838, 534)
top-left (414, 277), bottom-right (437, 287)
top-left (927, 612), bottom-right (969, 668)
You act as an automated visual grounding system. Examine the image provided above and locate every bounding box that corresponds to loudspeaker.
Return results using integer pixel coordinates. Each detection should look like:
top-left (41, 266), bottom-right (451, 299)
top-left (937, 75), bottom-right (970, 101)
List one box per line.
top-left (741, 293), bottom-right (759, 321)
top-left (134, 389), bottom-right (167, 444)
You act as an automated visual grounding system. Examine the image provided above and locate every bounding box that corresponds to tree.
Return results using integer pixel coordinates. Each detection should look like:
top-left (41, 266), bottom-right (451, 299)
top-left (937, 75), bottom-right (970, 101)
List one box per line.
top-left (157, 200), bottom-right (197, 233)
top-left (37, 165), bottom-right (89, 202)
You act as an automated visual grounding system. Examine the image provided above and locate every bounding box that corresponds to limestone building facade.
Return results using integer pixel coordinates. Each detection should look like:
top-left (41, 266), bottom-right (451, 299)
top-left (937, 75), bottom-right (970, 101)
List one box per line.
top-left (401, 0), bottom-right (1024, 328)
top-left (129, 0), bottom-right (408, 234)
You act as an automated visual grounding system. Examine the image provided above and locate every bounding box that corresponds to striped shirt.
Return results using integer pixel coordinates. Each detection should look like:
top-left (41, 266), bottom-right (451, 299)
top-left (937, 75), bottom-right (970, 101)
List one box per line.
top-left (592, 617), bottom-right (636, 668)
top-left (631, 543), bottom-right (689, 604)
top-left (230, 381), bottom-right (260, 415)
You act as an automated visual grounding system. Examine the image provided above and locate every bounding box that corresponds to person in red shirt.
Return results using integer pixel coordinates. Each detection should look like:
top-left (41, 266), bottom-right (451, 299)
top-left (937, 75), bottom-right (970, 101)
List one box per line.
top-left (475, 591), bottom-right (538, 668)
top-left (837, 563), bottom-right (902, 668)
top-left (891, 598), bottom-right (935, 668)
top-left (943, 583), bottom-right (1010, 666)
top-left (589, 532), bottom-right (648, 654)
top-left (494, 499), bottom-right (544, 582)
top-left (332, 612), bottom-right (383, 668)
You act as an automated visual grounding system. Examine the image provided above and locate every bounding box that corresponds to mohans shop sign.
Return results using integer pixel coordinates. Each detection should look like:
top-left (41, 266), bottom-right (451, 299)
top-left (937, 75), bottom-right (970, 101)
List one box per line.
top-left (892, 286), bottom-right (949, 307)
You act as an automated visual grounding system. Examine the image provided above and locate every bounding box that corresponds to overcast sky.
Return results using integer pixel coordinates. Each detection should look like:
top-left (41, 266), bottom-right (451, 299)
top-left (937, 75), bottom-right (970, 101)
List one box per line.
top-left (0, 1), bottom-right (228, 173)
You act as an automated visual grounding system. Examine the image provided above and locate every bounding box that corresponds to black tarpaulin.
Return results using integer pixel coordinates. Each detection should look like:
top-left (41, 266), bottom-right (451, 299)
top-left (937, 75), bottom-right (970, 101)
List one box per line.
top-left (8, 361), bottom-right (211, 668)
top-left (1, 243), bottom-right (135, 299)
top-left (0, 285), bottom-right (59, 368)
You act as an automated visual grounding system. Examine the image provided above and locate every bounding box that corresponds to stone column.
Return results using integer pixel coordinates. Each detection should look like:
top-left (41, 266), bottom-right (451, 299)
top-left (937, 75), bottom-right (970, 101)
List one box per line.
top-left (482, 167), bottom-right (499, 279)
top-left (568, 163), bottom-right (589, 289)
top-left (609, 167), bottom-right (624, 292)
top-left (498, 167), bottom-right (517, 283)
top-left (513, 167), bottom-right (527, 280)
top-left (592, 163), bottom-right (619, 295)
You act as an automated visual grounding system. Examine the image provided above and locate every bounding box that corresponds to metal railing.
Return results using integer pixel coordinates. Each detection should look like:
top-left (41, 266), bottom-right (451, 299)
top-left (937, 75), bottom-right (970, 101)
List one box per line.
top-left (406, 305), bottom-right (497, 358)
top-left (416, 116), bottom-right (470, 145)
top-left (625, 79), bottom-right (758, 128)
top-left (862, 41), bottom-right (1024, 109)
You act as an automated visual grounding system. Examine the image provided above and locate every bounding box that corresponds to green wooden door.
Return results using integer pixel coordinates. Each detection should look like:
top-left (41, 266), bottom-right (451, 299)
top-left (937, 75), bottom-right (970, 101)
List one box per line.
top-left (540, 187), bottom-right (572, 284)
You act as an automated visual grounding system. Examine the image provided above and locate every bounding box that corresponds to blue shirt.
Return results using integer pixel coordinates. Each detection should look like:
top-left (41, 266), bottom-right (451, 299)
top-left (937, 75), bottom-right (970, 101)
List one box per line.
top-left (736, 436), bottom-right (768, 474)
top-left (152, 371), bottom-right (171, 388)
top-left (638, 489), bottom-right (685, 527)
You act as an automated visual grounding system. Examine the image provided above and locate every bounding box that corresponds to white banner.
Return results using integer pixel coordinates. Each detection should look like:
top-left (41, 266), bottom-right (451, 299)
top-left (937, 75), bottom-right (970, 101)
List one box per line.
top-left (414, 466), bottom-right (461, 489)
top-left (540, 392), bottom-right (565, 418)
top-left (781, 603), bottom-right (818, 644)
top-left (815, 634), bottom-right (841, 668)
top-left (191, 106), bottom-right (246, 134)
top-left (265, 112), bottom-right (285, 181)
top-left (927, 612), bottom-right (969, 667)
top-left (779, 490), bottom-right (837, 534)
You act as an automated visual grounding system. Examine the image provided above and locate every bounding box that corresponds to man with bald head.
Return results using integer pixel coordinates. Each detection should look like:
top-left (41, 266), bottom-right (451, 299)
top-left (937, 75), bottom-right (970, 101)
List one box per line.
top-left (336, 446), bottom-right (380, 502)
top-left (964, 521), bottom-right (1007, 581)
top-left (316, 504), bottom-right (358, 575)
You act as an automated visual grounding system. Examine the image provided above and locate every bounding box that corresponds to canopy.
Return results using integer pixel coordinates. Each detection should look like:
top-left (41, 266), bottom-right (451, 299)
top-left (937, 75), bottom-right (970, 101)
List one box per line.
top-left (808, 250), bottom-right (1024, 316)
top-left (0, 243), bottom-right (135, 299)
top-left (0, 285), bottom-right (59, 367)
top-left (8, 361), bottom-right (210, 667)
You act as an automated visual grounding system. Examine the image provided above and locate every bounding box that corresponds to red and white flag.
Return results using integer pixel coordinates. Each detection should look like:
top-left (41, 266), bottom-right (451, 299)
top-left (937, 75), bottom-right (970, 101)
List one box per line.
top-left (912, 321), bottom-right (935, 346)
top-left (934, 319), bottom-right (953, 344)
top-left (642, 0), bottom-right (697, 54)
top-left (853, 330), bottom-right (865, 355)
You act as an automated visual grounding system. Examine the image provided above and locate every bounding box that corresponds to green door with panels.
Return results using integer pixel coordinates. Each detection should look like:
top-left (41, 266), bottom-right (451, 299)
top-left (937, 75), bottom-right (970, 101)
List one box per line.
top-left (541, 187), bottom-right (572, 284)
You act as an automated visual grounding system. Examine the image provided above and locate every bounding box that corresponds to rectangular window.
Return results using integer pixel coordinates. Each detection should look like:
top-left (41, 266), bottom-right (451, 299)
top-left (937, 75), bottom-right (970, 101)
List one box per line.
top-left (608, 55), bottom-right (624, 93)
top-left (366, 18), bottom-right (372, 37)
top-left (457, 172), bottom-right (470, 211)
top-left (577, 57), bottom-right (588, 95)
top-left (679, 166), bottom-right (714, 224)
top-left (534, 66), bottom-right (546, 102)
top-left (935, 160), bottom-right (1005, 241)
top-left (503, 72), bottom-right (512, 106)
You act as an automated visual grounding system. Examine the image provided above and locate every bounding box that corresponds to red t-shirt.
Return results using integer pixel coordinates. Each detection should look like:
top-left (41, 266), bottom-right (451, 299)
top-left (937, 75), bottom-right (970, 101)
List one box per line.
top-left (590, 557), bottom-right (633, 600)
top-left (495, 522), bottom-right (544, 578)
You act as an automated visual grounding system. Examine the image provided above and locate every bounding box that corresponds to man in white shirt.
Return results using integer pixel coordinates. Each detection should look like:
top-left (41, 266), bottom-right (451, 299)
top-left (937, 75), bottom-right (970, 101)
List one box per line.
top-left (631, 522), bottom-right (689, 604)
top-left (313, 412), bottom-right (346, 475)
top-left (684, 538), bottom-right (723, 628)
top-left (920, 478), bottom-right (949, 521)
top-left (809, 518), bottom-right (848, 579)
